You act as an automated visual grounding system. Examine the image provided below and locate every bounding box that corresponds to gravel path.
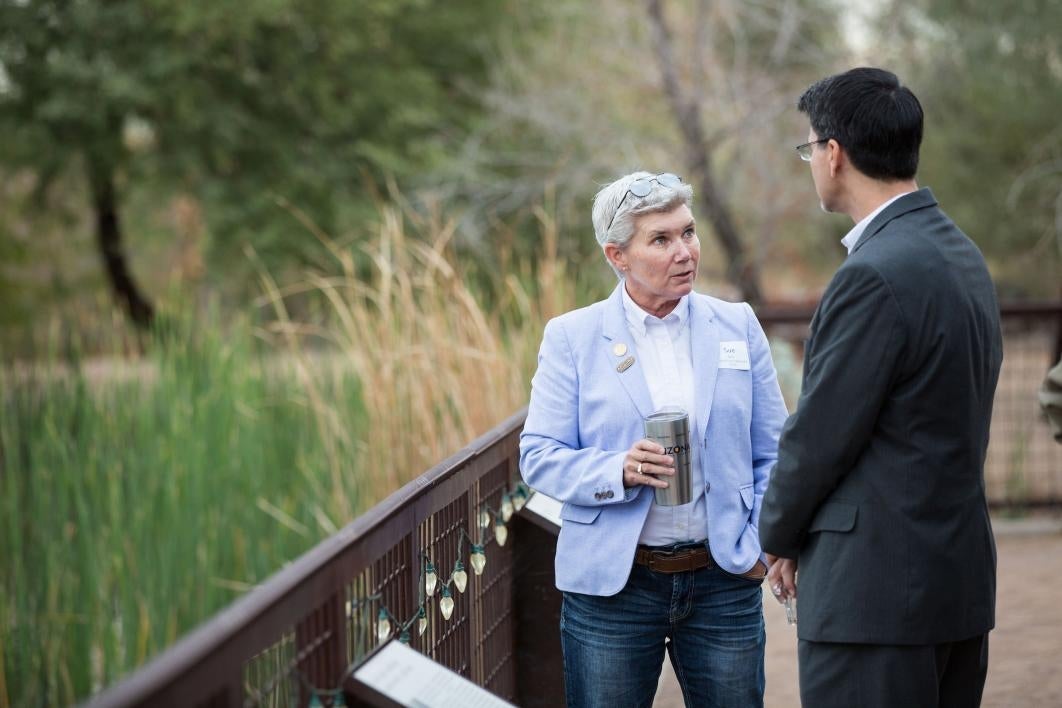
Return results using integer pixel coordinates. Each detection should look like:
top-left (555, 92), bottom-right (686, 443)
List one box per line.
top-left (652, 515), bottom-right (1062, 707)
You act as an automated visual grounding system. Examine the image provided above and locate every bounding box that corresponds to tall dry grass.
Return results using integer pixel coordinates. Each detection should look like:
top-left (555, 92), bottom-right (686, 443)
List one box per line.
top-left (258, 199), bottom-right (585, 501)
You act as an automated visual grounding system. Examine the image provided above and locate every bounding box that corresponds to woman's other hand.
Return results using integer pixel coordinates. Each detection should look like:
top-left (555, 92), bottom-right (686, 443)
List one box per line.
top-left (623, 439), bottom-right (675, 488)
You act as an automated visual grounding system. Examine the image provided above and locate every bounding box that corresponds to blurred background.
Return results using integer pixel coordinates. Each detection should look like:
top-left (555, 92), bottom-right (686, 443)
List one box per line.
top-left (1, 0), bottom-right (1059, 705)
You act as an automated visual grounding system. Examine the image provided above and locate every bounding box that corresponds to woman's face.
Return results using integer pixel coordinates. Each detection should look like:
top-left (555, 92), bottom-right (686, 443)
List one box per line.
top-left (605, 204), bottom-right (700, 316)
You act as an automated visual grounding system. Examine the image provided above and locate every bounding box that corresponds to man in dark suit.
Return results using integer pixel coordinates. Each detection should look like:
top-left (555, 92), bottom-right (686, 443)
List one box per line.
top-left (759, 67), bottom-right (1003, 707)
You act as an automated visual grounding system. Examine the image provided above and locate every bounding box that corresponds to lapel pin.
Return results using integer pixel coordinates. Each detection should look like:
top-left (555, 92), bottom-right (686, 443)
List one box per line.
top-left (612, 342), bottom-right (628, 357)
top-left (616, 356), bottom-right (635, 373)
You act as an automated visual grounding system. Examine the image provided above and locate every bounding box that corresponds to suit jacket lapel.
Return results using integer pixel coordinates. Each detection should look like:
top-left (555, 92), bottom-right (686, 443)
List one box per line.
top-left (602, 284), bottom-right (654, 419)
top-left (689, 294), bottom-right (719, 442)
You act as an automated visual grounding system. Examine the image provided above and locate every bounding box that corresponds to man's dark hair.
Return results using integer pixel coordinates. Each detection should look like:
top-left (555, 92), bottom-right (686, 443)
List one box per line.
top-left (798, 67), bottom-right (923, 181)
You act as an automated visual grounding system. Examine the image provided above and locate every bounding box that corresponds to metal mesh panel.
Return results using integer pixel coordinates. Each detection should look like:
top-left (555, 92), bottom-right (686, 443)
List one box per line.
top-left (987, 317), bottom-right (1062, 504)
top-left (419, 494), bottom-right (472, 674)
top-left (243, 633), bottom-right (297, 707)
top-left (348, 533), bottom-right (415, 662)
top-left (471, 459), bottom-right (517, 702)
top-left (763, 309), bottom-right (1062, 507)
top-left (346, 572), bottom-right (375, 667)
top-left (294, 598), bottom-right (343, 706)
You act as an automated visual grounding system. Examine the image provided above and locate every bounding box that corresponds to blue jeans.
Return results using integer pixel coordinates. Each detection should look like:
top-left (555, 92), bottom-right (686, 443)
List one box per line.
top-left (560, 547), bottom-right (765, 708)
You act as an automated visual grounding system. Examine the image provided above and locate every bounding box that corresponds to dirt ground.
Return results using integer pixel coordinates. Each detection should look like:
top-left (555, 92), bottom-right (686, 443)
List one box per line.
top-left (653, 514), bottom-right (1062, 707)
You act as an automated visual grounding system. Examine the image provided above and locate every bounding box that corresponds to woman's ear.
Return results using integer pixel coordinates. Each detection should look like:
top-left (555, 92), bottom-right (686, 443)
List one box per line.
top-left (604, 243), bottom-right (628, 273)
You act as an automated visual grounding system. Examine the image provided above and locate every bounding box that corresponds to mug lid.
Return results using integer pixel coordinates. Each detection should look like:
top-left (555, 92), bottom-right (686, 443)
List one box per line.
top-left (646, 406), bottom-right (687, 422)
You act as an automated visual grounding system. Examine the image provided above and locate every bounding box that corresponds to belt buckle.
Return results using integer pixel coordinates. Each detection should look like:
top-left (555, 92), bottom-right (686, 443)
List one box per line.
top-left (646, 550), bottom-right (669, 571)
top-left (648, 548), bottom-right (686, 572)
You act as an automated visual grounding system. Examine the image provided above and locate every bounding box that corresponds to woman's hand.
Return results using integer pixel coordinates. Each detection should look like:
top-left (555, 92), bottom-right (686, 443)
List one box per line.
top-left (622, 439), bottom-right (675, 488)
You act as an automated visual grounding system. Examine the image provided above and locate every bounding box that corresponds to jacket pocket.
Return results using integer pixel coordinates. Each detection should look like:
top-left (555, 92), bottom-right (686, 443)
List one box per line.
top-left (808, 501), bottom-right (858, 533)
top-left (560, 503), bottom-right (602, 525)
top-left (739, 483), bottom-right (755, 510)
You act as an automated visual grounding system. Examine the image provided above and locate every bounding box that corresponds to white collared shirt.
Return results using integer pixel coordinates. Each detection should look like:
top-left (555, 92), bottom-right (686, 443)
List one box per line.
top-left (841, 192), bottom-right (911, 255)
top-left (621, 285), bottom-right (707, 546)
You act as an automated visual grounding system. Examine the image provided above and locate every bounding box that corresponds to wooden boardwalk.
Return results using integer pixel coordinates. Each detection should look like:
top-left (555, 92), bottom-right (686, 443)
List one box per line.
top-left (653, 515), bottom-right (1062, 707)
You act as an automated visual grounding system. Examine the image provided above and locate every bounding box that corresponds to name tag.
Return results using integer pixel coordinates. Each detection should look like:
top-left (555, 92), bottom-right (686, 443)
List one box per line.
top-left (719, 340), bottom-right (751, 370)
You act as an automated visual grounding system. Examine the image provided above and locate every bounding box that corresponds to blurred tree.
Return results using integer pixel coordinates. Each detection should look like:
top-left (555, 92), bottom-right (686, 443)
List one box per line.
top-left (645, 0), bottom-right (769, 302)
top-left (871, 0), bottom-right (1062, 295)
top-left (442, 0), bottom-right (846, 302)
top-left (0, 0), bottom-right (511, 327)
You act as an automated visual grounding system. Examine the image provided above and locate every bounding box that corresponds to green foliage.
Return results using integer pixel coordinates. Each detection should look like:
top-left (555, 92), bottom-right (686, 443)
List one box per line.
top-left (874, 0), bottom-right (1062, 294)
top-left (1, 321), bottom-right (367, 706)
top-left (0, 0), bottom-right (515, 308)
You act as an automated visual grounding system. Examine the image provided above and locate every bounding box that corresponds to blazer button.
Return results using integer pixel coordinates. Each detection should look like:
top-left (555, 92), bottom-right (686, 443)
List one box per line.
top-left (594, 492), bottom-right (602, 500)
top-left (606, 490), bottom-right (614, 499)
top-left (704, 483), bottom-right (711, 493)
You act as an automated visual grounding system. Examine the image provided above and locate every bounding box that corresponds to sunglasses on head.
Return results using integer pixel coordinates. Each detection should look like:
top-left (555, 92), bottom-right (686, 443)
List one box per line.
top-left (606, 173), bottom-right (683, 232)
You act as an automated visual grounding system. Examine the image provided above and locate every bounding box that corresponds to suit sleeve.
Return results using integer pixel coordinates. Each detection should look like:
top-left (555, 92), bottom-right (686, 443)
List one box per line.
top-left (745, 303), bottom-right (789, 534)
top-left (759, 263), bottom-right (905, 558)
top-left (519, 318), bottom-right (630, 506)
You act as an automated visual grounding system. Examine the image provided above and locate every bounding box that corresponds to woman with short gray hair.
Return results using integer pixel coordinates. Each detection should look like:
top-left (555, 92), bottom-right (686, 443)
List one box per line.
top-left (520, 170), bottom-right (788, 706)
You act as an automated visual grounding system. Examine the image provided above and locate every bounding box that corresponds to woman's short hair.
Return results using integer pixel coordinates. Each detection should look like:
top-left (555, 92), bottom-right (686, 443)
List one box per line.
top-left (592, 171), bottom-right (694, 278)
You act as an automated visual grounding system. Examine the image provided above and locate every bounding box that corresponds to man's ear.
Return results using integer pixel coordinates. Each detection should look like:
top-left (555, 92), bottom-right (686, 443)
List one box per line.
top-left (827, 139), bottom-right (844, 178)
top-left (603, 242), bottom-right (627, 272)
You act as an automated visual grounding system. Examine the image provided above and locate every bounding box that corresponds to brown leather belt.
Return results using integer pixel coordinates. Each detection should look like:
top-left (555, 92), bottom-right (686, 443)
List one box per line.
top-left (634, 545), bottom-right (713, 573)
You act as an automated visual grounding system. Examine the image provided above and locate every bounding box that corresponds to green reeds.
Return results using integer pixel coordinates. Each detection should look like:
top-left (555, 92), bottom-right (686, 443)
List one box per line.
top-left (0, 321), bottom-right (368, 706)
top-left (1, 201), bottom-right (596, 706)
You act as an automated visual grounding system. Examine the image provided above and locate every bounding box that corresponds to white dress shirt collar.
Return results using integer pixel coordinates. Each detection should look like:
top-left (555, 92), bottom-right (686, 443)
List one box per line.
top-left (841, 191), bottom-right (911, 255)
top-left (621, 282), bottom-right (690, 335)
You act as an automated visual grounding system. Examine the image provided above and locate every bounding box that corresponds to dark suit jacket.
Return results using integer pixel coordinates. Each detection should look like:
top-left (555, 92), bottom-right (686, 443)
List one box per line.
top-left (759, 188), bottom-right (1003, 645)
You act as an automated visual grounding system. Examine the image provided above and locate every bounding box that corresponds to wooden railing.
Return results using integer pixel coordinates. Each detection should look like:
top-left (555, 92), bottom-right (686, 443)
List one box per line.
top-left (82, 408), bottom-right (566, 708)
top-left (82, 301), bottom-right (1062, 708)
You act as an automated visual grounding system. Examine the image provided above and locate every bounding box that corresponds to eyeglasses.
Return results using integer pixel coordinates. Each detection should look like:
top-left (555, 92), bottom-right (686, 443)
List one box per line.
top-left (795, 138), bottom-right (830, 161)
top-left (606, 173), bottom-right (683, 232)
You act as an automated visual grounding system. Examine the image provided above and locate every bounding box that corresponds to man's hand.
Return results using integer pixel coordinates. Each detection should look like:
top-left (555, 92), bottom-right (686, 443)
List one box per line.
top-left (766, 553), bottom-right (798, 604)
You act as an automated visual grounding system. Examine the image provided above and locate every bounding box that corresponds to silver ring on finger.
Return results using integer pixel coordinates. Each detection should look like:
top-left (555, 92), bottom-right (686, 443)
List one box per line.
top-left (637, 462), bottom-right (643, 475)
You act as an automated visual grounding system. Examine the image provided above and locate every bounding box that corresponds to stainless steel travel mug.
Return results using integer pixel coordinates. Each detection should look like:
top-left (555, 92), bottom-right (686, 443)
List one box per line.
top-left (643, 407), bottom-right (693, 506)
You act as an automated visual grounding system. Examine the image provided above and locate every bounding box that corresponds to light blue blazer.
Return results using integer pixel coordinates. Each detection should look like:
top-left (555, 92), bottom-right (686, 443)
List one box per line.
top-left (519, 284), bottom-right (788, 596)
